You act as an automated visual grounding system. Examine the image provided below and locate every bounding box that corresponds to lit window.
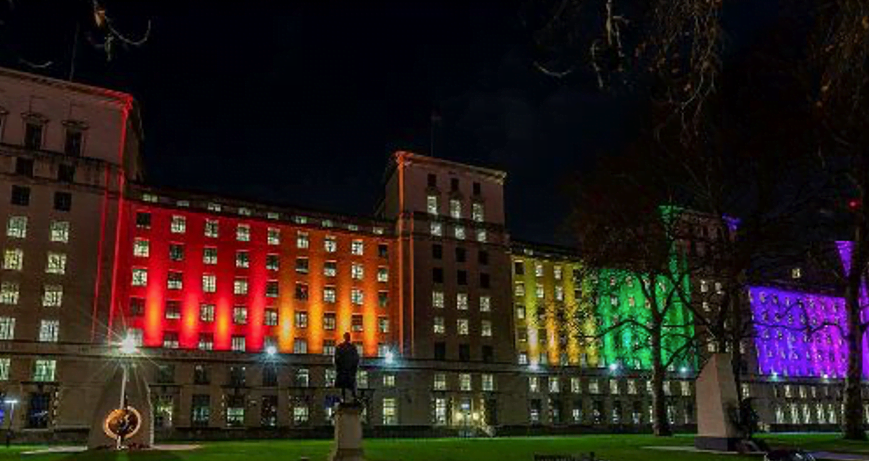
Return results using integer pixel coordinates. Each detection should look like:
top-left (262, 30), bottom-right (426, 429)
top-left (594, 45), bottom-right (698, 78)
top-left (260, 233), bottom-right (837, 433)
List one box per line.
top-left (482, 374), bottom-right (494, 392)
top-left (0, 358), bottom-right (10, 380)
top-left (264, 309), bottom-right (278, 326)
top-left (351, 240), bottom-right (364, 255)
top-left (266, 254), bottom-right (279, 271)
top-left (449, 199), bottom-right (462, 219)
top-left (454, 225), bottom-right (465, 240)
top-left (536, 285), bottom-right (544, 299)
top-left (351, 288), bottom-right (363, 305)
top-left (382, 398), bottom-right (397, 425)
top-left (433, 373), bottom-right (447, 390)
top-left (0, 317), bottom-right (14, 340)
top-left (0, 282), bottom-right (19, 305)
top-left (238, 207), bottom-right (251, 216)
top-left (50, 221), bottom-right (69, 243)
top-left (294, 215), bottom-right (308, 225)
top-left (38, 319), bottom-right (59, 342)
top-left (296, 231), bottom-right (309, 249)
top-left (555, 285), bottom-right (564, 301)
top-left (325, 236), bottom-right (337, 253)
top-left (3, 248), bottom-right (23, 271)
top-left (550, 377), bottom-right (560, 393)
top-left (233, 306), bottom-right (248, 325)
top-left (200, 304), bottom-right (215, 322)
top-left (554, 266), bottom-right (562, 280)
top-left (457, 293), bottom-right (468, 310)
top-left (515, 283), bottom-right (525, 297)
top-left (295, 311), bottom-right (308, 329)
top-left (232, 336), bottom-right (246, 352)
top-left (459, 373), bottom-right (472, 391)
top-left (476, 229), bottom-right (487, 243)
top-left (321, 219), bottom-right (333, 228)
top-left (700, 280), bottom-right (708, 293)
top-left (472, 203), bottom-right (484, 222)
top-left (236, 251), bottom-right (249, 268)
top-left (535, 262), bottom-right (544, 277)
top-left (171, 215), bottom-right (186, 233)
top-left (6, 216), bottom-right (26, 239)
top-left (378, 291), bottom-right (389, 308)
top-left (377, 267), bottom-right (389, 282)
top-left (267, 212), bottom-right (279, 220)
top-left (431, 221), bottom-right (443, 236)
top-left (42, 284), bottom-right (63, 307)
top-left (480, 296), bottom-right (491, 312)
top-left (457, 318), bottom-right (469, 335)
top-left (234, 278), bottom-right (248, 295)
top-left (529, 376), bottom-right (539, 393)
top-left (433, 316), bottom-right (445, 334)
top-left (383, 374), bottom-right (395, 387)
top-left (45, 252), bottom-right (66, 274)
top-left (518, 352), bottom-right (528, 365)
top-left (203, 247), bottom-right (217, 265)
top-left (324, 261), bottom-right (337, 277)
top-left (352, 314), bottom-right (363, 332)
top-left (199, 334), bottom-right (213, 350)
top-left (294, 339), bottom-right (307, 354)
top-left (202, 274), bottom-right (216, 293)
top-left (323, 286), bottom-right (337, 303)
top-left (427, 195), bottom-right (438, 215)
top-left (432, 291), bottom-right (444, 308)
top-left (351, 263), bottom-right (364, 280)
top-left (293, 405), bottom-right (309, 425)
top-left (204, 219), bottom-right (219, 238)
top-left (268, 227), bottom-right (280, 245)
top-left (32, 359), bottom-right (55, 382)
top-left (515, 305), bottom-right (526, 319)
top-left (132, 268), bottom-right (148, 287)
top-left (378, 317), bottom-right (389, 333)
top-left (571, 377), bottom-right (582, 393)
top-left (169, 243), bottom-right (184, 261)
top-left (481, 320), bottom-right (492, 337)
top-left (237, 224), bottom-right (250, 242)
top-left (324, 313), bottom-right (336, 330)
top-left (167, 272), bottom-right (183, 290)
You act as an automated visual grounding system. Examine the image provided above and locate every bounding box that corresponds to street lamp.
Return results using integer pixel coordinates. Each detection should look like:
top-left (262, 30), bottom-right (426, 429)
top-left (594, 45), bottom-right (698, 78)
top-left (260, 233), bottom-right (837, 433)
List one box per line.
top-left (5, 398), bottom-right (17, 448)
top-left (116, 334), bottom-right (138, 449)
top-left (265, 345), bottom-right (277, 357)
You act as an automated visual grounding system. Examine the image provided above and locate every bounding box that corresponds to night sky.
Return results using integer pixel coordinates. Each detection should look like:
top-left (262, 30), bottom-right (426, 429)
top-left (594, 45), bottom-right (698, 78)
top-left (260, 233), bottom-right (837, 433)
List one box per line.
top-left (0, 1), bottom-right (776, 245)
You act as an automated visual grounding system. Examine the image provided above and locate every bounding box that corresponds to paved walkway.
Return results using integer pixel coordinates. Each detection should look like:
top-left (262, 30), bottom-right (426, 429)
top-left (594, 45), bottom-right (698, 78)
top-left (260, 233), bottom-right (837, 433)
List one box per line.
top-left (22, 444), bottom-right (202, 455)
top-left (645, 446), bottom-right (869, 461)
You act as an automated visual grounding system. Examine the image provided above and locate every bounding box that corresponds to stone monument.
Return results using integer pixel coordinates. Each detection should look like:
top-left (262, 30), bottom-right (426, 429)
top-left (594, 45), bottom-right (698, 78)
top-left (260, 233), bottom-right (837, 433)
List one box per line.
top-left (694, 353), bottom-right (740, 451)
top-left (330, 332), bottom-right (364, 461)
top-left (87, 364), bottom-right (153, 449)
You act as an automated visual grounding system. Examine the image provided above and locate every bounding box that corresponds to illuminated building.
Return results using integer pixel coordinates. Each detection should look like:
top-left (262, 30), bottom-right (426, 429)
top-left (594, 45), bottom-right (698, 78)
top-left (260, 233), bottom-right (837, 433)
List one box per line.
top-left (0, 67), bottom-right (863, 440)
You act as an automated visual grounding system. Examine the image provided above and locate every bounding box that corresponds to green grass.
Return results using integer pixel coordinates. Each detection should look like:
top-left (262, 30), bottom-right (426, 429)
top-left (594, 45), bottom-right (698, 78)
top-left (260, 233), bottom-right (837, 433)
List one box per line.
top-left (0, 434), bottom-right (864, 461)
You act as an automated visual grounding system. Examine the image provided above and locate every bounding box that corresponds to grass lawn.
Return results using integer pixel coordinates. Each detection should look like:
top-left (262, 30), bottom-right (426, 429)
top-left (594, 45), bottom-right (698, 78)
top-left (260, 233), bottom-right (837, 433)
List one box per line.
top-left (0, 434), bottom-right (863, 461)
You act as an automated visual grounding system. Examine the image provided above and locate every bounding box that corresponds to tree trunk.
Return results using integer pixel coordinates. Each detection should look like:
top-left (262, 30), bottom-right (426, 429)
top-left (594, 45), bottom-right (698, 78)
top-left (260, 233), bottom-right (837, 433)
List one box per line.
top-left (650, 325), bottom-right (672, 436)
top-left (842, 235), bottom-right (866, 441)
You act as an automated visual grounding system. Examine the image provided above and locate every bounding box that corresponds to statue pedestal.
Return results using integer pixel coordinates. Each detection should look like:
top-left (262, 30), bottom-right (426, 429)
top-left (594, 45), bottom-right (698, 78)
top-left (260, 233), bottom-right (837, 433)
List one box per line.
top-left (330, 403), bottom-right (364, 461)
top-left (695, 353), bottom-right (740, 451)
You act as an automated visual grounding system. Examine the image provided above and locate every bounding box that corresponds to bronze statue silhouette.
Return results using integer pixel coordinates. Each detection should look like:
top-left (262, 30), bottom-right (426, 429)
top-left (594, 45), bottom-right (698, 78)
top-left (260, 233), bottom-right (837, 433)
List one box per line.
top-left (334, 332), bottom-right (360, 403)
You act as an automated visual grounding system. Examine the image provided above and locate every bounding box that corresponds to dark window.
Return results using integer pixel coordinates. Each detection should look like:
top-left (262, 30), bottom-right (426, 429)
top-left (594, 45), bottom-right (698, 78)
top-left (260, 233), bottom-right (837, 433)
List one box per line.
top-left (427, 173), bottom-right (437, 187)
top-left (450, 178), bottom-right (459, 192)
top-left (457, 270), bottom-right (467, 285)
top-left (432, 244), bottom-right (442, 259)
top-left (514, 261), bottom-right (524, 275)
top-left (53, 192), bottom-right (72, 211)
top-left (479, 251), bottom-right (489, 265)
top-left (191, 394), bottom-right (211, 427)
top-left (24, 123), bottom-right (43, 150)
top-left (136, 212), bottom-right (151, 229)
top-left (64, 130), bottom-right (83, 156)
top-left (193, 365), bottom-right (210, 385)
top-left (480, 273), bottom-right (490, 289)
top-left (10, 185), bottom-right (29, 206)
top-left (229, 366), bottom-right (246, 387)
top-left (434, 342), bottom-right (446, 360)
top-left (378, 244), bottom-right (389, 258)
top-left (169, 244), bottom-right (184, 261)
top-left (156, 364), bottom-right (175, 384)
top-left (15, 157), bottom-right (33, 177)
top-left (432, 267), bottom-right (444, 284)
top-left (482, 345), bottom-right (494, 363)
top-left (261, 395), bottom-right (278, 427)
top-left (129, 297), bottom-right (145, 316)
top-left (26, 393), bottom-right (51, 428)
top-left (57, 164), bottom-right (75, 182)
top-left (294, 283), bottom-right (309, 300)
top-left (455, 247), bottom-right (466, 263)
top-left (473, 182), bottom-right (481, 195)
top-left (459, 344), bottom-right (471, 361)
top-left (262, 365), bottom-right (278, 387)
top-left (165, 300), bottom-right (181, 319)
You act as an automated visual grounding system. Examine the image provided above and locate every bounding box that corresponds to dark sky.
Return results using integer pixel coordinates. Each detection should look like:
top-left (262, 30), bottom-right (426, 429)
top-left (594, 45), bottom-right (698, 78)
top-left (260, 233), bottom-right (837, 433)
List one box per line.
top-left (0, 1), bottom-right (778, 245)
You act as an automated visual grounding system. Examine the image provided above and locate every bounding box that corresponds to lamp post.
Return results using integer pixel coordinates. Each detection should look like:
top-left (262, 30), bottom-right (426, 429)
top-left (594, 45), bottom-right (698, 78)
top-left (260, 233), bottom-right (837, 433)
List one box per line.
top-left (5, 398), bottom-right (17, 448)
top-left (116, 335), bottom-right (138, 449)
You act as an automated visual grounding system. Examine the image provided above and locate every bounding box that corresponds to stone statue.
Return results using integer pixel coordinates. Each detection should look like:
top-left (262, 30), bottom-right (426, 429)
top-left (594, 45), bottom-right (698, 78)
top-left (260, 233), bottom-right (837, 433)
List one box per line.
top-left (334, 332), bottom-right (360, 403)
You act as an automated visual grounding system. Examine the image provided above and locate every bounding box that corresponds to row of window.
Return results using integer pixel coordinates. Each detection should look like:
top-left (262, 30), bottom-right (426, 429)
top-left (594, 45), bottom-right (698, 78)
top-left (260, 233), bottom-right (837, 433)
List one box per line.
top-left (15, 115), bottom-right (85, 156)
top-left (425, 195), bottom-right (486, 223)
top-left (431, 291), bottom-right (491, 311)
top-left (2, 248), bottom-right (66, 273)
top-left (433, 317), bottom-right (492, 337)
top-left (0, 282), bottom-right (63, 307)
top-left (5, 217), bottom-right (70, 242)
top-left (429, 221), bottom-right (487, 242)
top-left (528, 376), bottom-right (693, 397)
top-left (10, 186), bottom-right (72, 211)
top-left (0, 357), bottom-right (55, 381)
top-left (514, 283), bottom-right (570, 301)
top-left (432, 268), bottom-right (492, 287)
top-left (513, 260), bottom-right (571, 280)
top-left (0, 317), bottom-right (59, 342)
